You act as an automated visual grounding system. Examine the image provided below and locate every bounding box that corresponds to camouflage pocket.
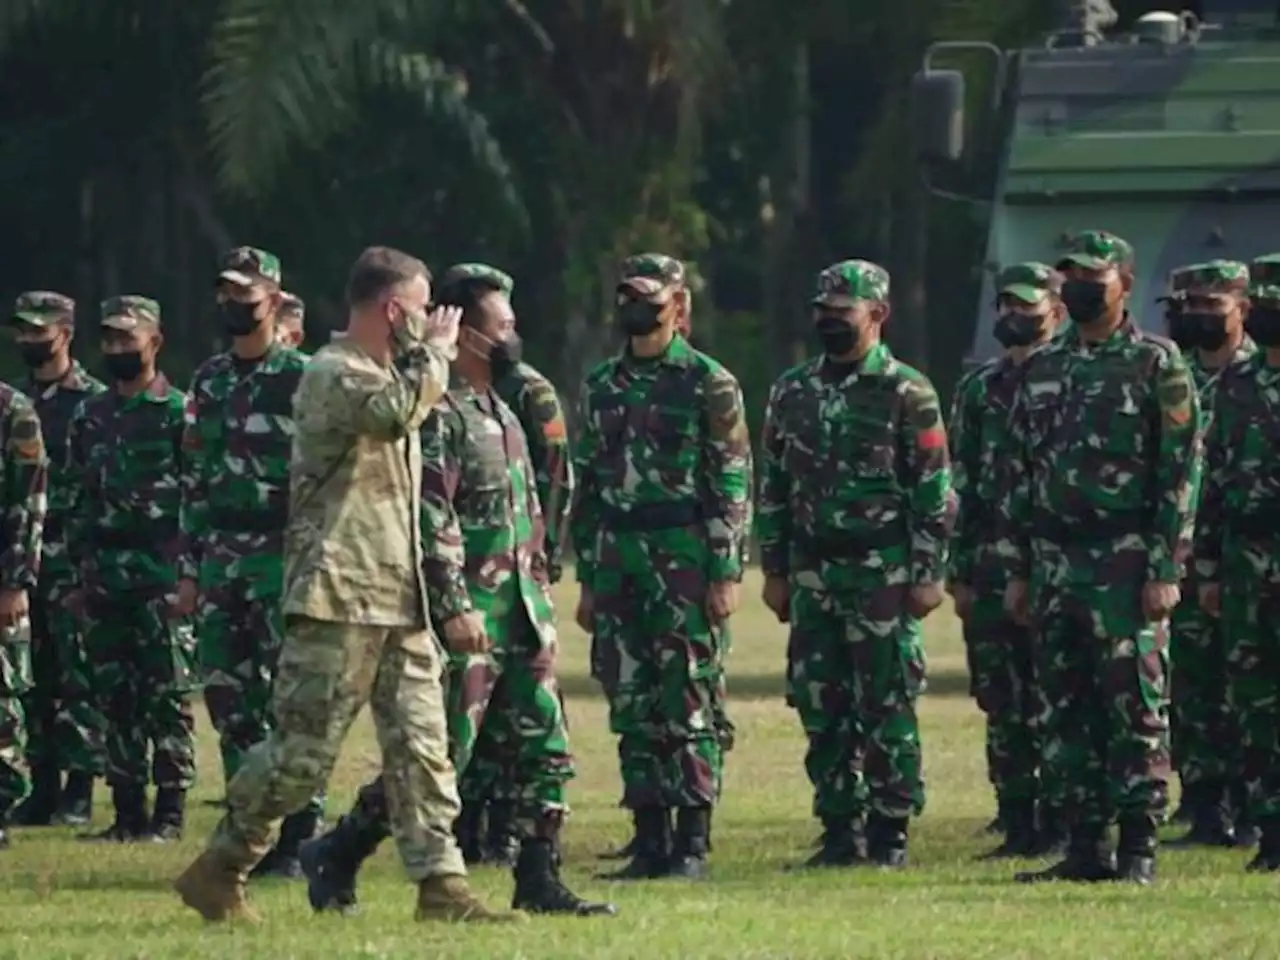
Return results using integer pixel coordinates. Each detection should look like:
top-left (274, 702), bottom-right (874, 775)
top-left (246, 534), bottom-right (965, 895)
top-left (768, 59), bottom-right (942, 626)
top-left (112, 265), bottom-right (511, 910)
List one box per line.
top-left (1, 620), bottom-right (33, 698)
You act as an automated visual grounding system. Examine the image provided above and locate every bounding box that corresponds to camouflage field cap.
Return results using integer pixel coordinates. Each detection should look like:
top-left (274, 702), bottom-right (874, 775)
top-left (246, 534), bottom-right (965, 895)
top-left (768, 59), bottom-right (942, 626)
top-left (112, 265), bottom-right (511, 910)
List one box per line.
top-left (219, 246), bottom-right (282, 287)
top-left (996, 262), bottom-right (1062, 304)
top-left (100, 295), bottom-right (161, 331)
top-left (1176, 259), bottom-right (1249, 296)
top-left (439, 262), bottom-right (514, 296)
top-left (812, 259), bottom-right (890, 306)
top-left (1249, 254), bottom-right (1280, 301)
top-left (278, 292), bottom-right (305, 319)
top-left (618, 253), bottom-right (685, 303)
top-left (13, 290), bottom-right (75, 326)
top-left (1058, 230), bottom-right (1135, 271)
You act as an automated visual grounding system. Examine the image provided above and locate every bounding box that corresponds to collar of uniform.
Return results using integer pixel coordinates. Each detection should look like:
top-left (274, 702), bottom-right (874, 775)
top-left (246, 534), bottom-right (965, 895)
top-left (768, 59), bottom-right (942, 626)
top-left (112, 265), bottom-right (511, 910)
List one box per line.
top-left (117, 371), bottom-right (175, 408)
top-left (820, 340), bottom-right (891, 379)
top-left (26, 359), bottom-right (95, 395)
top-left (1062, 312), bottom-right (1138, 350)
top-left (618, 332), bottom-right (694, 371)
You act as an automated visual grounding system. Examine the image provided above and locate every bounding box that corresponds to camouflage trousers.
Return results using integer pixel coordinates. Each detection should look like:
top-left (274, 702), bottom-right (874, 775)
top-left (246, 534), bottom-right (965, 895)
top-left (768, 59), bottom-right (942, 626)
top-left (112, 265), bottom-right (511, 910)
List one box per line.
top-left (1032, 581), bottom-right (1170, 829)
top-left (84, 588), bottom-right (197, 789)
top-left (963, 593), bottom-right (1042, 805)
top-left (21, 578), bottom-right (105, 775)
top-left (0, 619), bottom-right (33, 810)
top-left (207, 617), bottom-right (465, 881)
top-left (1222, 582), bottom-right (1280, 820)
top-left (786, 585), bottom-right (926, 821)
top-left (1169, 588), bottom-right (1235, 787)
top-left (458, 683), bottom-right (573, 807)
top-left (589, 532), bottom-right (727, 809)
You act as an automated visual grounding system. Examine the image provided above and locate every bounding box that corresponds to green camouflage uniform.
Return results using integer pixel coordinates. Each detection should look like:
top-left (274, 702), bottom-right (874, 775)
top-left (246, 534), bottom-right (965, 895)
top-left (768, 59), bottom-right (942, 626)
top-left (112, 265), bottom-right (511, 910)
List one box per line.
top-left (1195, 254), bottom-right (1280, 863)
top-left (948, 264), bottom-right (1058, 829)
top-left (572, 255), bottom-right (752, 830)
top-left (13, 293), bottom-right (107, 784)
top-left (1164, 262), bottom-right (1255, 829)
top-left (65, 298), bottom-right (196, 797)
top-left (1000, 232), bottom-right (1199, 874)
top-left (0, 382), bottom-right (48, 821)
top-left (759, 260), bottom-right (951, 854)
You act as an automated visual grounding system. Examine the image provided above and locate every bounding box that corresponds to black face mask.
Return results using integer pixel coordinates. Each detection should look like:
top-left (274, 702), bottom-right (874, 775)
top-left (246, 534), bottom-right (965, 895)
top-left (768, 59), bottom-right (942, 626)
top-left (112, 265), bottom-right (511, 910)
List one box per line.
top-left (219, 300), bottom-right (261, 336)
top-left (19, 340), bottom-right (55, 368)
top-left (1061, 279), bottom-right (1110, 324)
top-left (1246, 305), bottom-right (1280, 347)
top-left (1184, 310), bottom-right (1230, 351)
top-left (489, 333), bottom-right (522, 380)
top-left (1164, 305), bottom-right (1199, 351)
top-left (993, 311), bottom-right (1045, 348)
top-left (618, 300), bottom-right (663, 337)
top-left (815, 315), bottom-right (859, 357)
top-left (104, 351), bottom-right (144, 382)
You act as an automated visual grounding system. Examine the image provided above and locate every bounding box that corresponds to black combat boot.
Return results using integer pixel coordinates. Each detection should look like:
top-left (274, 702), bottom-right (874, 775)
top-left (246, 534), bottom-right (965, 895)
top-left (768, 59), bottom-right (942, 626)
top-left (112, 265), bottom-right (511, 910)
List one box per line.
top-left (1115, 814), bottom-right (1157, 883)
top-left (512, 834), bottom-right (618, 916)
top-left (299, 812), bottom-right (392, 913)
top-left (597, 808), bottom-right (671, 880)
top-left (797, 816), bottom-right (865, 868)
top-left (252, 808), bottom-right (320, 879)
top-left (12, 764), bottom-right (61, 826)
top-left (54, 772), bottom-right (94, 826)
top-left (147, 786), bottom-right (186, 842)
top-left (1032, 803), bottom-right (1069, 856)
top-left (1232, 782), bottom-right (1260, 847)
top-left (1015, 823), bottom-right (1116, 883)
top-left (82, 783), bottom-right (148, 842)
top-left (1246, 817), bottom-right (1280, 872)
top-left (864, 813), bottom-right (909, 868)
top-left (453, 801), bottom-right (488, 865)
top-left (485, 800), bottom-right (520, 868)
top-left (1168, 781), bottom-right (1235, 848)
top-left (668, 807), bottom-right (711, 879)
top-left (978, 798), bottom-right (1037, 859)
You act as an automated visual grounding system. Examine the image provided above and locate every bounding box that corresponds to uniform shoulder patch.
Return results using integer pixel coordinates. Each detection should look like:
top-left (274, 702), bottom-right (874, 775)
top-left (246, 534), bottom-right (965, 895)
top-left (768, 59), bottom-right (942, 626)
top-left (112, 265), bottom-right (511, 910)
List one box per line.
top-left (704, 368), bottom-right (746, 443)
top-left (8, 399), bottom-right (45, 463)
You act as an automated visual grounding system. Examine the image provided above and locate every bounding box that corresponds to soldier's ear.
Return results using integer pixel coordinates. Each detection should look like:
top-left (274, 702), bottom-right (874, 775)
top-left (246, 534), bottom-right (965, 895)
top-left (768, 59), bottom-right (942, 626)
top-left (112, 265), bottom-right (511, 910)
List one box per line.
top-left (873, 301), bottom-right (892, 324)
top-left (1119, 270), bottom-right (1134, 295)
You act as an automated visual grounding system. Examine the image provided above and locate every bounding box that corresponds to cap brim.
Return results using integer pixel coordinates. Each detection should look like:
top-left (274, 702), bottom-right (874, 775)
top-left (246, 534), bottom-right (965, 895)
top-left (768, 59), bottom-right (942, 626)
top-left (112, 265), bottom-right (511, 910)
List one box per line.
top-left (11, 311), bottom-right (50, 325)
top-left (619, 278), bottom-right (673, 303)
top-left (100, 316), bottom-right (153, 331)
top-left (1059, 253), bottom-right (1111, 270)
top-left (1250, 284), bottom-right (1280, 301)
top-left (999, 284), bottom-right (1047, 304)
top-left (811, 294), bottom-right (860, 308)
top-left (219, 269), bottom-right (257, 286)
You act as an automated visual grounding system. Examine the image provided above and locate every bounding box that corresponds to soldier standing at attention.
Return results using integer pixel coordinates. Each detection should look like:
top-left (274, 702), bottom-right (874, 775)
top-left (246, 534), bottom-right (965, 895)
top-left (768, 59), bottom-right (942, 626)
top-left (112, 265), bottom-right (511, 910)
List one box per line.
top-left (1195, 253), bottom-right (1280, 872)
top-left (8, 293), bottom-right (105, 828)
top-left (298, 265), bottom-right (614, 917)
top-left (275, 293), bottom-right (306, 350)
top-left (948, 264), bottom-right (1067, 858)
top-left (572, 253), bottom-right (751, 880)
top-left (174, 246), bottom-right (521, 925)
top-left (0, 378), bottom-right (48, 849)
top-left (759, 260), bottom-right (952, 869)
top-left (1159, 262), bottom-right (1256, 848)
top-left (174, 248), bottom-right (323, 865)
top-left (1002, 231), bottom-right (1200, 884)
top-left (64, 297), bottom-right (197, 842)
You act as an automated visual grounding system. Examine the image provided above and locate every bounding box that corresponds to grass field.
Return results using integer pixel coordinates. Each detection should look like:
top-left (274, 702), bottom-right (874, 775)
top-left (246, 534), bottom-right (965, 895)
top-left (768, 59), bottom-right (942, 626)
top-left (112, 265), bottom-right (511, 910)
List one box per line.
top-left (4, 570), bottom-right (1276, 959)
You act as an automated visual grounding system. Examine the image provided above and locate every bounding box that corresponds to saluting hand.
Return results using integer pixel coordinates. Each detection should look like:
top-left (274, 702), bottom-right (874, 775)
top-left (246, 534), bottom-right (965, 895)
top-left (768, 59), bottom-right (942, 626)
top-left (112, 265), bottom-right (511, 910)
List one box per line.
top-left (423, 304), bottom-right (462, 349)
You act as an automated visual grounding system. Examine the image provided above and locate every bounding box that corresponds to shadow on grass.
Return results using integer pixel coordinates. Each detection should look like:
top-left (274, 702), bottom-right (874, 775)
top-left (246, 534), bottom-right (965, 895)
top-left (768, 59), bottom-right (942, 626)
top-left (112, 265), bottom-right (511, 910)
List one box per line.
top-left (557, 668), bottom-right (973, 701)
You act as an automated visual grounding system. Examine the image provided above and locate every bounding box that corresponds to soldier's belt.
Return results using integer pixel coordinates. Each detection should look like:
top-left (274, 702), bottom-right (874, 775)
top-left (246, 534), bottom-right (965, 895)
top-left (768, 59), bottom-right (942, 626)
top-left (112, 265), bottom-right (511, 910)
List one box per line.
top-left (208, 504), bottom-right (288, 534)
top-left (90, 526), bottom-right (176, 550)
top-left (796, 526), bottom-right (905, 559)
top-left (601, 501), bottom-right (703, 532)
top-left (1030, 514), bottom-right (1147, 543)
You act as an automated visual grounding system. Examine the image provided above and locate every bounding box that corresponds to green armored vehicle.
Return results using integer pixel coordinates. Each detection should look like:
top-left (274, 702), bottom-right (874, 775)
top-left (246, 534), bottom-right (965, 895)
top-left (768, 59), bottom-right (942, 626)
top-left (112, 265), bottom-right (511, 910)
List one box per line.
top-left (913, 1), bottom-right (1280, 364)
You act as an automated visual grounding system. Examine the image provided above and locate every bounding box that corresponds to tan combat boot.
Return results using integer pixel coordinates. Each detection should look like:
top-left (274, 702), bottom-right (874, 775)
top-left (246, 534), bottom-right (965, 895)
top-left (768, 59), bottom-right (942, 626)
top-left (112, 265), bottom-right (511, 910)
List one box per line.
top-left (174, 849), bottom-right (261, 923)
top-left (415, 875), bottom-right (529, 923)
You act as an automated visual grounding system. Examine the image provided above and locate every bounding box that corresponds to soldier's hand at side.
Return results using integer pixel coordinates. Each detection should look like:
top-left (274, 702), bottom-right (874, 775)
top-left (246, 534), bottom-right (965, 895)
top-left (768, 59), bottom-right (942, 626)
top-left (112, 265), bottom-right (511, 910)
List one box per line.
top-left (170, 578), bottom-right (199, 618)
top-left (1199, 582), bottom-right (1221, 618)
top-left (1141, 581), bottom-right (1181, 622)
top-left (442, 611), bottom-right (490, 654)
top-left (706, 580), bottom-right (741, 623)
top-left (423, 305), bottom-right (462, 349)
top-left (948, 581), bottom-right (974, 621)
top-left (762, 574), bottom-right (790, 623)
top-left (0, 588), bottom-right (28, 627)
top-left (905, 582), bottom-right (945, 619)
top-left (1003, 579), bottom-right (1030, 625)
top-left (574, 587), bottom-right (594, 633)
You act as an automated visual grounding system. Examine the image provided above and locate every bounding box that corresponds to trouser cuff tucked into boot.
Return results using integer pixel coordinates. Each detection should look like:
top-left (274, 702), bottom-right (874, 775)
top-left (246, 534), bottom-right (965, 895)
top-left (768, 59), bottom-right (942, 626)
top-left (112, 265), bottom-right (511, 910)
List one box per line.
top-left (253, 807), bottom-right (322, 880)
top-left (1116, 813), bottom-right (1158, 883)
top-left (597, 807), bottom-right (670, 880)
top-left (148, 786), bottom-right (186, 842)
top-left (669, 806), bottom-right (711, 878)
top-left (1015, 822), bottom-right (1115, 883)
top-left (486, 800), bottom-right (520, 867)
top-left (299, 809), bottom-right (390, 913)
top-left (512, 817), bottom-right (617, 916)
top-left (978, 798), bottom-right (1036, 859)
top-left (54, 771), bottom-right (94, 826)
top-left (83, 784), bottom-right (148, 842)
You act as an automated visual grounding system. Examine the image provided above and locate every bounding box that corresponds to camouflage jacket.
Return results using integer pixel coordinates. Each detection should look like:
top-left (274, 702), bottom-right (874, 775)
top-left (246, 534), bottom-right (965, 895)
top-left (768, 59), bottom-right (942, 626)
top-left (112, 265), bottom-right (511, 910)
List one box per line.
top-left (421, 382), bottom-right (554, 644)
top-left (569, 334), bottom-right (752, 585)
top-left (946, 354), bottom-right (1024, 593)
top-left (0, 381), bottom-right (48, 592)
top-left (65, 374), bottom-right (186, 592)
top-left (282, 340), bottom-right (450, 626)
top-left (24, 362), bottom-right (105, 584)
top-left (494, 361), bottom-right (573, 582)
top-left (177, 344), bottom-right (308, 588)
top-left (758, 342), bottom-right (954, 594)
top-left (1190, 337), bottom-right (1257, 410)
top-left (1194, 352), bottom-right (1280, 583)
top-left (998, 317), bottom-right (1201, 585)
